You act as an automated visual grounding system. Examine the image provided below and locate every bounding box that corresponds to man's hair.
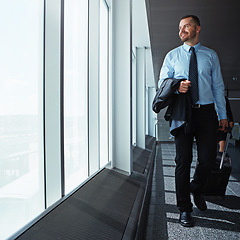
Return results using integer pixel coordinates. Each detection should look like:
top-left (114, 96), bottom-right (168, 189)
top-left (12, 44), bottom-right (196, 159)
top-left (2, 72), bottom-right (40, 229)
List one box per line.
top-left (181, 15), bottom-right (200, 26)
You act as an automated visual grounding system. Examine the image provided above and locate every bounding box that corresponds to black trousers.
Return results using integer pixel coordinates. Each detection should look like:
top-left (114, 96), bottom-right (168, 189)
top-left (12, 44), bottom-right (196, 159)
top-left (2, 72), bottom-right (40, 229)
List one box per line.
top-left (174, 105), bottom-right (218, 212)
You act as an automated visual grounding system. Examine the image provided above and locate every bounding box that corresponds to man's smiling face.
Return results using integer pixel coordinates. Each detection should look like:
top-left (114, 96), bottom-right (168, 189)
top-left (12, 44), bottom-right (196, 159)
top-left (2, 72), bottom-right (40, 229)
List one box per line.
top-left (179, 17), bottom-right (199, 43)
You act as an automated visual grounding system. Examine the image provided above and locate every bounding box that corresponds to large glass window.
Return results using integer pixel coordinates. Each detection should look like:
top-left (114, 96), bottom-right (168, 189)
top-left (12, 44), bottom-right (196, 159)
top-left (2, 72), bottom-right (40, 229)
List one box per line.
top-left (0, 1), bottom-right (44, 239)
top-left (64, 0), bottom-right (89, 193)
top-left (99, 0), bottom-right (109, 167)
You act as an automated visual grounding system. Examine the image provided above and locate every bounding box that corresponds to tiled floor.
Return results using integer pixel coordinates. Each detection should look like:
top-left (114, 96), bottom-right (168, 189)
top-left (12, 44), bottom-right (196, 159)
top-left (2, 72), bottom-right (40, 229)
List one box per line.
top-left (144, 142), bottom-right (240, 240)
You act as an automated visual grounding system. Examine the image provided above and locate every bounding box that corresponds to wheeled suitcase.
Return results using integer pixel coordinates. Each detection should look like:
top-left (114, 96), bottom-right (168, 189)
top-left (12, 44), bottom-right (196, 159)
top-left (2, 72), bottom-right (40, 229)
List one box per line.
top-left (202, 130), bottom-right (232, 197)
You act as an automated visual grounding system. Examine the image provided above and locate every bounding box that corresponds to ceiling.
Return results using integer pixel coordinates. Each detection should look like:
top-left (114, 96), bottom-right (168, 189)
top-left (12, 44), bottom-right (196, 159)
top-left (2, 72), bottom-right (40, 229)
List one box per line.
top-left (145, 0), bottom-right (240, 93)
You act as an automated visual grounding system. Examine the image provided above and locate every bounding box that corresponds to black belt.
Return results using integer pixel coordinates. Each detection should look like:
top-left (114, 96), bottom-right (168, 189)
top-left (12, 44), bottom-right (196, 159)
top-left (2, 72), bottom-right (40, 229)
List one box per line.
top-left (192, 103), bottom-right (214, 109)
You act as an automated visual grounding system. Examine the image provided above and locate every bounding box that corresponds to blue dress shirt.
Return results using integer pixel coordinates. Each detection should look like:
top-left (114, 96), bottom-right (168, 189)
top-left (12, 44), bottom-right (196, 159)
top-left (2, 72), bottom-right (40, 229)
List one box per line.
top-left (159, 42), bottom-right (227, 120)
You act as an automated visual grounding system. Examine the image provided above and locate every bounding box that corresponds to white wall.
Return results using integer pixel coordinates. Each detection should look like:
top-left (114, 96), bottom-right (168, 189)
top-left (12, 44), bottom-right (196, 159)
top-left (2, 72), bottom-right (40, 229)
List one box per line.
top-left (111, 0), bottom-right (132, 174)
top-left (132, 0), bottom-right (156, 141)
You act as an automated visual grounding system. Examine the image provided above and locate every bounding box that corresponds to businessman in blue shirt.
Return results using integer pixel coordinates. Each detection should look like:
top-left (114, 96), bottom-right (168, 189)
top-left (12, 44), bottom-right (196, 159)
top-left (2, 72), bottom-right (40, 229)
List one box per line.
top-left (159, 15), bottom-right (228, 227)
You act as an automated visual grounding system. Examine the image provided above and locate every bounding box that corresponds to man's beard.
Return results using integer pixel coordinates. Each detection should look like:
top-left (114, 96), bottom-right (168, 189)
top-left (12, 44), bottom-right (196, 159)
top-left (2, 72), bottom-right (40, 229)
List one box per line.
top-left (180, 30), bottom-right (197, 42)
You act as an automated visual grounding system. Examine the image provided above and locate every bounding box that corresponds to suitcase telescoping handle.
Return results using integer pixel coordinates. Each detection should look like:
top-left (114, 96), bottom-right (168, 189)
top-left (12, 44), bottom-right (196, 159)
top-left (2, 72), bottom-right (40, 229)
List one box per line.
top-left (219, 127), bottom-right (231, 170)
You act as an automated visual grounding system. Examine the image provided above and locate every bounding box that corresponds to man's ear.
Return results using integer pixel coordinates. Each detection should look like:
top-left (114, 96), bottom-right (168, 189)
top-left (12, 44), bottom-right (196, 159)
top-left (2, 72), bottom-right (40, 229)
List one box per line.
top-left (196, 26), bottom-right (201, 34)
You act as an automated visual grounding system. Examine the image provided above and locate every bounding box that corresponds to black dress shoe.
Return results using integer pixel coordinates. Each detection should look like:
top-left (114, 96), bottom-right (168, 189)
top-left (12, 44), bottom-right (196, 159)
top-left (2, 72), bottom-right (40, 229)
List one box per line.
top-left (193, 194), bottom-right (207, 211)
top-left (179, 212), bottom-right (194, 227)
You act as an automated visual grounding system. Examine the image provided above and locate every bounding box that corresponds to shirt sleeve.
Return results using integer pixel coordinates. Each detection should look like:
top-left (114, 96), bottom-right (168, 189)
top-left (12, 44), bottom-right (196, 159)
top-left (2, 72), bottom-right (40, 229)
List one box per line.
top-left (211, 52), bottom-right (227, 120)
top-left (158, 52), bottom-right (175, 88)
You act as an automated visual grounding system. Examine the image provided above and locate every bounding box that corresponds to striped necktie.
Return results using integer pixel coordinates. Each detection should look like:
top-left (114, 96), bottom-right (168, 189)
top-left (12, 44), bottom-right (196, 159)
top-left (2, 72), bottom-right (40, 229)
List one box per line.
top-left (189, 47), bottom-right (199, 104)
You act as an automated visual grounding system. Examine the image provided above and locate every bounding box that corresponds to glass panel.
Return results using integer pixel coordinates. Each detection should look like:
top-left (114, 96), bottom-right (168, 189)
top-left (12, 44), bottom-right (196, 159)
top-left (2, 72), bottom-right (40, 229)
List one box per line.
top-left (0, 1), bottom-right (44, 239)
top-left (64, 0), bottom-right (89, 193)
top-left (132, 53), bottom-right (137, 146)
top-left (99, 0), bottom-right (109, 168)
top-left (156, 109), bottom-right (174, 142)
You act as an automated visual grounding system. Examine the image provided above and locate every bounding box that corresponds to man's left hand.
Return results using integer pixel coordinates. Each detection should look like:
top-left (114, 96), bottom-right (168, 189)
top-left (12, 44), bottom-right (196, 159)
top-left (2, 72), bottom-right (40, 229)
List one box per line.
top-left (219, 119), bottom-right (228, 132)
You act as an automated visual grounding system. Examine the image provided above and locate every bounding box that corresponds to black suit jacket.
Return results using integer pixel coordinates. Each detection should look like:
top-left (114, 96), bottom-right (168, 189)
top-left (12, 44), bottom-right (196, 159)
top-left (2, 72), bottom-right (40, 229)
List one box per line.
top-left (152, 78), bottom-right (193, 136)
top-left (152, 78), bottom-right (182, 114)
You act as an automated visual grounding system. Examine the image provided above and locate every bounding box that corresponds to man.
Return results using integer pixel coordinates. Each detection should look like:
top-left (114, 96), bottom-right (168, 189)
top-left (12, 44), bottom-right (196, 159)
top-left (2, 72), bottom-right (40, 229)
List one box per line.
top-left (159, 15), bottom-right (228, 227)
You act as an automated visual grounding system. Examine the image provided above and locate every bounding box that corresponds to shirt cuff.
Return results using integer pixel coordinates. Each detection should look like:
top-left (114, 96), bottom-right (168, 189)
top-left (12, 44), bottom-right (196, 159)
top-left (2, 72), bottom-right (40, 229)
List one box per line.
top-left (218, 113), bottom-right (227, 121)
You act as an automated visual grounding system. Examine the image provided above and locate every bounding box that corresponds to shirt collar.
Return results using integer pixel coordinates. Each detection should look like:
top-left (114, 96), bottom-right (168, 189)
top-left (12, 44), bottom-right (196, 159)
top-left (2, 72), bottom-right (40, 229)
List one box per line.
top-left (183, 42), bottom-right (201, 52)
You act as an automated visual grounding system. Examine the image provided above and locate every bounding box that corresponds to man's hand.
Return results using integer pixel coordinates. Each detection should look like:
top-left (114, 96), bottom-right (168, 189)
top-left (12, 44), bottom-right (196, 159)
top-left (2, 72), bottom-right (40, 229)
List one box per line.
top-left (219, 119), bottom-right (228, 132)
top-left (179, 80), bottom-right (191, 93)
top-left (229, 121), bottom-right (234, 129)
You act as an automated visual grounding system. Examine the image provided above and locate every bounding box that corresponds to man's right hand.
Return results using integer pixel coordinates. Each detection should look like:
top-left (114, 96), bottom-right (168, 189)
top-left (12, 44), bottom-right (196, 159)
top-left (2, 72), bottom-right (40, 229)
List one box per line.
top-left (179, 80), bottom-right (191, 93)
